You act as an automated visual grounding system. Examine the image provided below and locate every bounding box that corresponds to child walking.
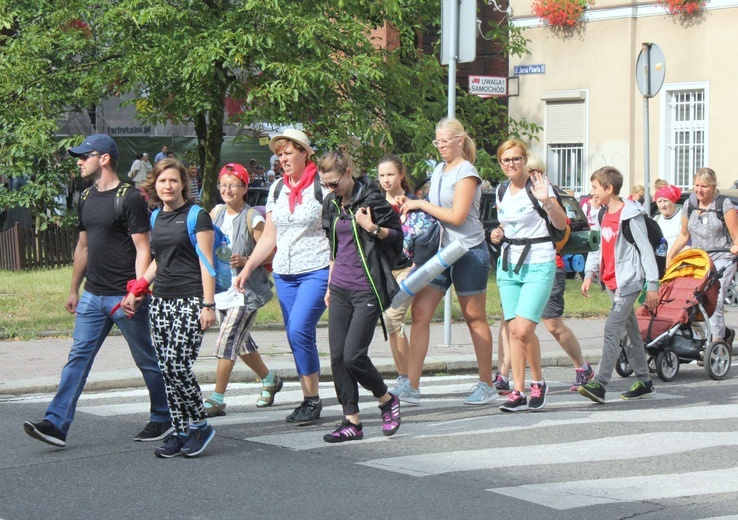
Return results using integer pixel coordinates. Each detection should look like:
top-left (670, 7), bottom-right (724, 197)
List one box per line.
top-left (578, 166), bottom-right (658, 403)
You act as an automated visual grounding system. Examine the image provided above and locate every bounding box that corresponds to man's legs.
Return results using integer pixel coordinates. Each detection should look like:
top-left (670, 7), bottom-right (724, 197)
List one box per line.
top-left (45, 292), bottom-right (113, 435)
top-left (109, 296), bottom-right (170, 423)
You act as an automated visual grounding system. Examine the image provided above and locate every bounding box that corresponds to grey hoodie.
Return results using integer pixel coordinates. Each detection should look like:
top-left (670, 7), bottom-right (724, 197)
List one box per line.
top-left (584, 199), bottom-right (660, 296)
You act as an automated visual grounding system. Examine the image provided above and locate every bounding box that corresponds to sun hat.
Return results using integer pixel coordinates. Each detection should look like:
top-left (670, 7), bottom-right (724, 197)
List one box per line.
top-left (269, 128), bottom-right (314, 156)
top-left (68, 134), bottom-right (120, 160)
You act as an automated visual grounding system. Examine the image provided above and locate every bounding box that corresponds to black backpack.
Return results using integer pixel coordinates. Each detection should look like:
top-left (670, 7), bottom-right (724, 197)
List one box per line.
top-left (78, 183), bottom-right (132, 231)
top-left (598, 206), bottom-right (666, 279)
top-left (497, 178), bottom-right (568, 273)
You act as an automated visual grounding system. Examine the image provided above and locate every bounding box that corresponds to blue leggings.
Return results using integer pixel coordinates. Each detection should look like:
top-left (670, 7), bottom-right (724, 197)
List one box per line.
top-left (273, 268), bottom-right (329, 376)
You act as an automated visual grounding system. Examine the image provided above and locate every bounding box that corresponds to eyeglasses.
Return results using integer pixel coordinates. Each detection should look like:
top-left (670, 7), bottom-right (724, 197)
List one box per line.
top-left (320, 178), bottom-right (342, 190)
top-left (79, 152), bottom-right (104, 161)
top-left (217, 183), bottom-right (245, 191)
top-left (432, 136), bottom-right (460, 148)
top-left (500, 156), bottom-right (525, 166)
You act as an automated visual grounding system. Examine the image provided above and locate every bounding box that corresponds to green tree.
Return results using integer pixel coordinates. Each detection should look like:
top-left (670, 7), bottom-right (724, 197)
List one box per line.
top-left (0, 0), bottom-right (536, 222)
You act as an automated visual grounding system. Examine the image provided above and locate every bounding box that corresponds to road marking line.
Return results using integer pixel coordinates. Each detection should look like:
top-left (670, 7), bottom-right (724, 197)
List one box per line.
top-left (359, 431), bottom-right (738, 477)
top-left (487, 467), bottom-right (738, 510)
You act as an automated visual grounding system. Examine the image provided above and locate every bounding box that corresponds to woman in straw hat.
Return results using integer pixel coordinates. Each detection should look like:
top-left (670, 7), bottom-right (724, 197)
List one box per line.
top-left (235, 128), bottom-right (329, 425)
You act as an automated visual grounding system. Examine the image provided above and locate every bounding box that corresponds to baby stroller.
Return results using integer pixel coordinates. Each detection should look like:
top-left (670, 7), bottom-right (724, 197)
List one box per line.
top-left (617, 249), bottom-right (730, 382)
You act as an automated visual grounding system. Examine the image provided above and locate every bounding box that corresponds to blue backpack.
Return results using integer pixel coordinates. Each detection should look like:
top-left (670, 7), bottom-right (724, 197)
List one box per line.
top-left (150, 205), bottom-right (231, 293)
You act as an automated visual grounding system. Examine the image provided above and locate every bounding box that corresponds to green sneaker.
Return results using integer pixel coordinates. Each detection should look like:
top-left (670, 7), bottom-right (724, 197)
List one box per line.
top-left (578, 380), bottom-right (606, 404)
top-left (620, 380), bottom-right (655, 400)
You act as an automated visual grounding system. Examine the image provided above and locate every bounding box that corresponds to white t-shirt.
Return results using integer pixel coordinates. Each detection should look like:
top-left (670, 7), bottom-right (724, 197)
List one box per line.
top-left (496, 184), bottom-right (556, 265)
top-left (655, 208), bottom-right (682, 252)
top-left (214, 207), bottom-right (266, 310)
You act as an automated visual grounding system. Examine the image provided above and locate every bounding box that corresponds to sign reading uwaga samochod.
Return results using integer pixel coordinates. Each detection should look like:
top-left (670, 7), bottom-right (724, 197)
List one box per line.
top-left (468, 76), bottom-right (507, 98)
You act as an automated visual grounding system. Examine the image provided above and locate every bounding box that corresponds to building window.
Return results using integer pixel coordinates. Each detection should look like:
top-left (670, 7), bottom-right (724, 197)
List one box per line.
top-left (547, 144), bottom-right (584, 193)
top-left (660, 83), bottom-right (708, 190)
top-left (542, 95), bottom-right (587, 195)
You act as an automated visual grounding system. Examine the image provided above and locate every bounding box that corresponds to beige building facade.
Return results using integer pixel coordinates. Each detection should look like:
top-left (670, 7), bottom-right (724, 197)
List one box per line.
top-left (507, 0), bottom-right (738, 201)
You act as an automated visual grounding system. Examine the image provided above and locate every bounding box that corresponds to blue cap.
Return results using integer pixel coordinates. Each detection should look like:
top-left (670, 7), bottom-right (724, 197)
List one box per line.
top-left (68, 134), bottom-right (119, 160)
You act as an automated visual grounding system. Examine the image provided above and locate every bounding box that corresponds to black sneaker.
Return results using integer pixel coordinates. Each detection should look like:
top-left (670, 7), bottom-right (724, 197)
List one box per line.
top-left (499, 390), bottom-right (528, 412)
top-left (180, 423), bottom-right (216, 458)
top-left (620, 380), bottom-right (655, 400)
top-left (23, 420), bottom-right (66, 448)
top-left (293, 399), bottom-right (322, 424)
top-left (134, 421), bottom-right (175, 442)
top-left (286, 401), bottom-right (307, 423)
top-left (323, 419), bottom-right (363, 443)
top-left (528, 382), bottom-right (548, 411)
top-left (578, 380), bottom-right (606, 404)
top-left (154, 433), bottom-right (186, 458)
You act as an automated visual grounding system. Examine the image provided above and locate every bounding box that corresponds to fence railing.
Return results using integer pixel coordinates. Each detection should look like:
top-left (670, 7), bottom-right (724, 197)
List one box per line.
top-left (0, 223), bottom-right (78, 271)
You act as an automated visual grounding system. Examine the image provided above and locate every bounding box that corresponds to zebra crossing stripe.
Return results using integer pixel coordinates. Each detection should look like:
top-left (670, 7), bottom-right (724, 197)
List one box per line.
top-left (488, 467), bottom-right (738, 510)
top-left (359, 431), bottom-right (738, 477)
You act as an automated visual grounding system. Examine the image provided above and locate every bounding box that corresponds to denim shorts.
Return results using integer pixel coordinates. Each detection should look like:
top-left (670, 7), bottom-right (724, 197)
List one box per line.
top-left (428, 241), bottom-right (490, 296)
top-left (497, 258), bottom-right (556, 323)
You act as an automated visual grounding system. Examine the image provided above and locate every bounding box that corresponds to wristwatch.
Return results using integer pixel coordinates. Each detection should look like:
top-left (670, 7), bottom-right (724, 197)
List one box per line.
top-left (371, 225), bottom-right (381, 237)
top-left (202, 302), bottom-right (215, 309)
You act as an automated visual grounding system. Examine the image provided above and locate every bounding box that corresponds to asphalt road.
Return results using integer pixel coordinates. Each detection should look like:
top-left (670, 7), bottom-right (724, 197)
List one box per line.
top-left (3, 367), bottom-right (738, 520)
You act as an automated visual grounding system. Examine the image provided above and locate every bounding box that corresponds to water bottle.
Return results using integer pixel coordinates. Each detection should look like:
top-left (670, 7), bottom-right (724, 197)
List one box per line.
top-left (656, 237), bottom-right (667, 258)
top-left (214, 242), bottom-right (233, 291)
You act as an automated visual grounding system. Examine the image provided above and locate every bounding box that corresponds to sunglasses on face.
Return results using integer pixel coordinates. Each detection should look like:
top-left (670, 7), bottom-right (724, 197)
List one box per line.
top-left (79, 152), bottom-right (105, 161)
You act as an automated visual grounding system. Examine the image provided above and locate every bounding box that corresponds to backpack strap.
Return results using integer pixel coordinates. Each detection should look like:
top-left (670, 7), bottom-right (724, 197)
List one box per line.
top-left (687, 192), bottom-right (726, 223)
top-left (246, 207), bottom-right (256, 238)
top-left (187, 205), bottom-right (216, 276)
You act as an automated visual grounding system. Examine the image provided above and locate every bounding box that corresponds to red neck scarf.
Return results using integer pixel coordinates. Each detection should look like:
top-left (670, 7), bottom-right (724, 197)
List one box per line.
top-left (285, 162), bottom-right (318, 213)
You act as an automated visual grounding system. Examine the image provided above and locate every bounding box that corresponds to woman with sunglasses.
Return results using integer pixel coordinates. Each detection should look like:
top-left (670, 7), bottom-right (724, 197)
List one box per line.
top-left (234, 129), bottom-right (329, 425)
top-left (318, 150), bottom-right (403, 442)
top-left (394, 118), bottom-right (495, 406)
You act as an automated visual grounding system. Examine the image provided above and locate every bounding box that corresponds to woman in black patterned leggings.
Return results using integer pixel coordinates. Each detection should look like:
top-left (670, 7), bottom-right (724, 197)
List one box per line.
top-left (122, 158), bottom-right (217, 458)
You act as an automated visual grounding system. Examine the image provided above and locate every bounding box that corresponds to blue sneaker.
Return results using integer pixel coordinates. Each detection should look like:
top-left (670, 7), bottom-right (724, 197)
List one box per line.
top-left (180, 423), bottom-right (215, 458)
top-left (154, 433), bottom-right (187, 458)
top-left (463, 382), bottom-right (498, 405)
top-left (389, 380), bottom-right (421, 405)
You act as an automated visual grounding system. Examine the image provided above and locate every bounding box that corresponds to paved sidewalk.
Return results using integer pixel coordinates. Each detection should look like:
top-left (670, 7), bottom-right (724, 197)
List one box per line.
top-left (3, 311), bottom-right (738, 396)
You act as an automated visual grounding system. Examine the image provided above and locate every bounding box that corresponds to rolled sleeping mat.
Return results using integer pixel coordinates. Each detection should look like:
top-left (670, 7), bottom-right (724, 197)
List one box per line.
top-left (391, 238), bottom-right (470, 309)
top-left (562, 254), bottom-right (586, 273)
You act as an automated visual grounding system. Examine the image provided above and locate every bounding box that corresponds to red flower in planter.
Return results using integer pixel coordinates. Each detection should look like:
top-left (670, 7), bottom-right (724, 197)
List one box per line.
top-left (659, 0), bottom-right (704, 14)
top-left (531, 0), bottom-right (593, 26)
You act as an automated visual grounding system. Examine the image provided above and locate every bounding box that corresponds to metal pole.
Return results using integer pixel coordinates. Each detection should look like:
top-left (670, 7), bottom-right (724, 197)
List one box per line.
top-left (642, 43), bottom-right (651, 213)
top-left (443, 0), bottom-right (459, 346)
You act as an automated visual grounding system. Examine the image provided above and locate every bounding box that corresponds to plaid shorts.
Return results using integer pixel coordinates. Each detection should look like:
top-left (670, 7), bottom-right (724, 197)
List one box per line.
top-left (214, 305), bottom-right (259, 361)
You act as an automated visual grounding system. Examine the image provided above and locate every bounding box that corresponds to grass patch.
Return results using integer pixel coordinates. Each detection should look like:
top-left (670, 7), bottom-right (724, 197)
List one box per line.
top-left (0, 267), bottom-right (612, 340)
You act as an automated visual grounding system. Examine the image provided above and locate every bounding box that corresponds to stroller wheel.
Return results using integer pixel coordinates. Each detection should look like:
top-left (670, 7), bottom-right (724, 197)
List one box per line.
top-left (615, 348), bottom-right (633, 377)
top-left (656, 349), bottom-right (680, 382)
top-left (704, 340), bottom-right (732, 380)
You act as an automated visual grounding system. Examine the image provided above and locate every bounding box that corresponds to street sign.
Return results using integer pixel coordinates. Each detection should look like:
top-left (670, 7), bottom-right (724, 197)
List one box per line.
top-left (636, 43), bottom-right (666, 98)
top-left (469, 75), bottom-right (507, 97)
top-left (440, 0), bottom-right (477, 65)
top-left (513, 64), bottom-right (546, 75)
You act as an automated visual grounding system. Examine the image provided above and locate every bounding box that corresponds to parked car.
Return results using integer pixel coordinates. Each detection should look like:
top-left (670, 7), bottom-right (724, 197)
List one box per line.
top-left (247, 186), bottom-right (269, 208)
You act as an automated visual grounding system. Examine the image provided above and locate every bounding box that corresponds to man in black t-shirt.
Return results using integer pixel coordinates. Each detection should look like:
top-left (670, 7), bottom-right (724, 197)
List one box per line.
top-left (23, 134), bottom-right (171, 449)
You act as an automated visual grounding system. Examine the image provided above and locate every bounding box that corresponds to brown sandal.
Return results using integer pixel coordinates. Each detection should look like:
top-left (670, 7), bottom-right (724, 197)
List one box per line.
top-left (256, 375), bottom-right (283, 408)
